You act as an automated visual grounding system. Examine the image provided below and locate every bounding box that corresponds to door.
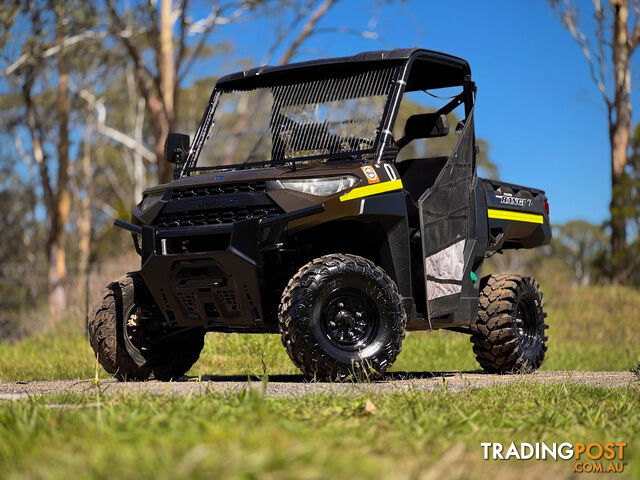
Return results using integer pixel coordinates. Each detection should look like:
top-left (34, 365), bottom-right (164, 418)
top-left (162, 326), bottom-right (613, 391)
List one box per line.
top-left (418, 108), bottom-right (476, 319)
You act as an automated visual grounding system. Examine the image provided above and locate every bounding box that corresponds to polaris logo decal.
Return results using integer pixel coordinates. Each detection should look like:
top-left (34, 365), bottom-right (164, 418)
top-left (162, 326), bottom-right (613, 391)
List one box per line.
top-left (187, 197), bottom-right (240, 209)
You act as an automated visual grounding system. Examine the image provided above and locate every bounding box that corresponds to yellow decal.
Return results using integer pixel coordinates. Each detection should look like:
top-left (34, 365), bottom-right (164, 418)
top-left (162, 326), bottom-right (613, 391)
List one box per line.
top-left (360, 165), bottom-right (380, 184)
top-left (487, 208), bottom-right (544, 224)
top-left (339, 179), bottom-right (404, 202)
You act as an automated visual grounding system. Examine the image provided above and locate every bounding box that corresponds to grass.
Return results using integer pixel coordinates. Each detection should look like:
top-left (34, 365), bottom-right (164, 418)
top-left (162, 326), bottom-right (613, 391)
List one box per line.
top-left (1, 284), bottom-right (638, 382)
top-left (0, 284), bottom-right (638, 478)
top-left (0, 384), bottom-right (638, 479)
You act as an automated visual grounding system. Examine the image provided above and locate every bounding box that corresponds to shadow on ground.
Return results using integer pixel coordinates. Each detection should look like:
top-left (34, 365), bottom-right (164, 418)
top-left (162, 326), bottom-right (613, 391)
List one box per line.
top-left (185, 370), bottom-right (486, 383)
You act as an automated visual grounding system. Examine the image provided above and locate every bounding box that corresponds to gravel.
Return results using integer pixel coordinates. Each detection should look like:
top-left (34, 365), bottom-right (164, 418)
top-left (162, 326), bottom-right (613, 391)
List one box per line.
top-left (0, 371), bottom-right (636, 399)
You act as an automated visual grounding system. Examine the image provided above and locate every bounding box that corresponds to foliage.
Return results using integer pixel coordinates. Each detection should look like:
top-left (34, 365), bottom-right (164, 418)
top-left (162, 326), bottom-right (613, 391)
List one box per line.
top-left (1, 271), bottom-right (638, 479)
top-left (0, 1), bottom-right (414, 320)
top-left (600, 120), bottom-right (640, 285)
top-left (0, 384), bottom-right (638, 479)
top-left (549, 0), bottom-right (640, 282)
top-left (0, 161), bottom-right (46, 336)
top-left (2, 283), bottom-right (639, 381)
top-left (0, 1), bottom-right (505, 324)
top-left (550, 220), bottom-right (608, 286)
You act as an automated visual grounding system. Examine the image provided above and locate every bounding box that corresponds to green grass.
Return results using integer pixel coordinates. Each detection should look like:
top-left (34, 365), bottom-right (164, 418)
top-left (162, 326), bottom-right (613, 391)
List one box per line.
top-left (0, 284), bottom-right (639, 478)
top-left (0, 384), bottom-right (638, 479)
top-left (1, 284), bottom-right (638, 382)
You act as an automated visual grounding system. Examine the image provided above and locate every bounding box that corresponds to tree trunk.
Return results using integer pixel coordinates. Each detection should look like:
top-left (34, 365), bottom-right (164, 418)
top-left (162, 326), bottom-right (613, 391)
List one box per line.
top-left (49, 6), bottom-right (72, 318)
top-left (159, 0), bottom-right (174, 121)
top-left (150, 96), bottom-right (172, 183)
top-left (77, 116), bottom-right (94, 311)
top-left (157, 0), bottom-right (175, 184)
top-left (610, 0), bottom-right (631, 280)
top-left (133, 97), bottom-right (146, 199)
top-left (126, 68), bottom-right (147, 200)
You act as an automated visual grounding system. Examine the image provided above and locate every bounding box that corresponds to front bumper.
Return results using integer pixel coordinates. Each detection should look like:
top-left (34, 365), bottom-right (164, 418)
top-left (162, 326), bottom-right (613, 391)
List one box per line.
top-left (120, 205), bottom-right (323, 330)
top-left (141, 220), bottom-right (264, 330)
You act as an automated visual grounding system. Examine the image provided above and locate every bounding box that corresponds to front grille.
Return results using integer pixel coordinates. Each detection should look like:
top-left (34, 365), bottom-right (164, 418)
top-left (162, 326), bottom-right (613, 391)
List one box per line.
top-left (218, 289), bottom-right (238, 311)
top-left (172, 181), bottom-right (267, 200)
top-left (155, 204), bottom-right (283, 228)
top-left (176, 290), bottom-right (198, 316)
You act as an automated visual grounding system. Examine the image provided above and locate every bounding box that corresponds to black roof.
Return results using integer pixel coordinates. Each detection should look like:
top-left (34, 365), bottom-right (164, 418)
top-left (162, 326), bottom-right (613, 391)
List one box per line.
top-left (216, 48), bottom-right (471, 90)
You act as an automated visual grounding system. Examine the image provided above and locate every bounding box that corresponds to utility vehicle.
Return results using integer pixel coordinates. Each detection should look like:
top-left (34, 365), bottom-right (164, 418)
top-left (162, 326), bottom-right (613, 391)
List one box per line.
top-left (90, 48), bottom-right (551, 381)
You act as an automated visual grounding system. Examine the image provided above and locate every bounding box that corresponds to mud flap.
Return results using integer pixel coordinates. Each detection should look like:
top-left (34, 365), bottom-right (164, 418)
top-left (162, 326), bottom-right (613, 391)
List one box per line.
top-left (418, 108), bottom-right (476, 320)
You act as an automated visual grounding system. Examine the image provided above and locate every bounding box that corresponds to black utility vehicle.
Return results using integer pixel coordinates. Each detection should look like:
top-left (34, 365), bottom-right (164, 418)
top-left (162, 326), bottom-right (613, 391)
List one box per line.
top-left (90, 48), bottom-right (551, 381)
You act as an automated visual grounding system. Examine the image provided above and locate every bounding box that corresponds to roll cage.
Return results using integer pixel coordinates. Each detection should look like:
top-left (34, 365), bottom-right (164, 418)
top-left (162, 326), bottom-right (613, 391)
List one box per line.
top-left (180, 48), bottom-right (476, 176)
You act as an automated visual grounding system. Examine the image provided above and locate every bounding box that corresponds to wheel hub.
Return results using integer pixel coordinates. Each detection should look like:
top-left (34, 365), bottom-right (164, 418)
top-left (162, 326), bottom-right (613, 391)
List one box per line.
top-left (515, 298), bottom-right (539, 351)
top-left (335, 310), bottom-right (356, 328)
top-left (321, 290), bottom-right (377, 349)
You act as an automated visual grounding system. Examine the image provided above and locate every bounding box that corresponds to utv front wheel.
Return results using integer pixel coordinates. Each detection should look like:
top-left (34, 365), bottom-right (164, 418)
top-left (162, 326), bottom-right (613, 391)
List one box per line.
top-left (470, 274), bottom-right (548, 373)
top-left (278, 254), bottom-right (406, 381)
top-left (89, 272), bottom-right (205, 381)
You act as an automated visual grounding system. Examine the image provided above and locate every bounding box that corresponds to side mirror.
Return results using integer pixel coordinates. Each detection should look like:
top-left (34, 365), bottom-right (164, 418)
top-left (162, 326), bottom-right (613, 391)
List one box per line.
top-left (164, 133), bottom-right (190, 164)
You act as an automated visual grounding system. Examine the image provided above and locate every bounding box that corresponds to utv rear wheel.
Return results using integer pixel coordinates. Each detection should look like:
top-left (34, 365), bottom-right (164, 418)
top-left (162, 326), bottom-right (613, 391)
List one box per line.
top-left (470, 274), bottom-right (548, 373)
top-left (89, 272), bottom-right (205, 381)
top-left (278, 254), bottom-right (406, 381)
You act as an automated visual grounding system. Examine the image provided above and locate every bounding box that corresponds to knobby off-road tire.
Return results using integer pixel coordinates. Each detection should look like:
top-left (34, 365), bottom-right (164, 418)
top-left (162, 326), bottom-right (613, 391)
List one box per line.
top-left (470, 274), bottom-right (548, 373)
top-left (278, 254), bottom-right (407, 381)
top-left (89, 272), bottom-right (205, 381)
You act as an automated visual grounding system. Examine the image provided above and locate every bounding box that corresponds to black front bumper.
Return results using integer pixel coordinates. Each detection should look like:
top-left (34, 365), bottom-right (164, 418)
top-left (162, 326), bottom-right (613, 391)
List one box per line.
top-left (123, 205), bottom-right (323, 331)
top-left (140, 220), bottom-right (265, 330)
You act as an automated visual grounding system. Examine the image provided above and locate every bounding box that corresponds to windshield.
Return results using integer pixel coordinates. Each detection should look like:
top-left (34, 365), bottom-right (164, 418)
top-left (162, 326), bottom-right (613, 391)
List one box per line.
top-left (194, 66), bottom-right (398, 169)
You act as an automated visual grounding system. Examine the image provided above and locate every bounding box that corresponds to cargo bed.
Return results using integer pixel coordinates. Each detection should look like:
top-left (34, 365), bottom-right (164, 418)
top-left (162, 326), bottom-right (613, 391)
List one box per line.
top-left (480, 178), bottom-right (551, 251)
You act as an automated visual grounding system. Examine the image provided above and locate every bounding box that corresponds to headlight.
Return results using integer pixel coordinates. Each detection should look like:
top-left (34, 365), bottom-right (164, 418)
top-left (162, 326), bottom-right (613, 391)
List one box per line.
top-left (279, 176), bottom-right (358, 196)
top-left (138, 192), bottom-right (164, 213)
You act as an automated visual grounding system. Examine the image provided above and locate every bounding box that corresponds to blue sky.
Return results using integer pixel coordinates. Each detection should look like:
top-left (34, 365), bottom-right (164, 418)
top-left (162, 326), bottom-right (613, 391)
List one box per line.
top-left (6, 1), bottom-right (625, 225)
top-left (191, 0), bottom-right (634, 225)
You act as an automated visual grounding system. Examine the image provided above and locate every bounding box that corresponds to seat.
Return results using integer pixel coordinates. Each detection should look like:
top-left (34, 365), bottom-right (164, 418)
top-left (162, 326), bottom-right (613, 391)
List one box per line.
top-left (396, 156), bottom-right (449, 225)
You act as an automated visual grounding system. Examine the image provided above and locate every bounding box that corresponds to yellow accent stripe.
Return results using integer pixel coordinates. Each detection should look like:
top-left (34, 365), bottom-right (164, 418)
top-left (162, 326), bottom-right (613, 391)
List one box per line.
top-left (339, 179), bottom-right (404, 202)
top-left (488, 208), bottom-right (544, 224)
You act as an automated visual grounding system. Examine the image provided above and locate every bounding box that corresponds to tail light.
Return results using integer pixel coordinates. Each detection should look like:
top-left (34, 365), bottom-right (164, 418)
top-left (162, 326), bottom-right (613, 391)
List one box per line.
top-left (544, 199), bottom-right (550, 216)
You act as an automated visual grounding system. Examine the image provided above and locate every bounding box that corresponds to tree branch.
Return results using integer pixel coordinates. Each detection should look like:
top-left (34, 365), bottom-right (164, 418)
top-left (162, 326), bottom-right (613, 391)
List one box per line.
top-left (22, 67), bottom-right (55, 216)
top-left (145, 0), bottom-right (165, 99)
top-left (278, 0), bottom-right (338, 65)
top-left (79, 89), bottom-right (157, 163)
top-left (261, 0), bottom-right (313, 64)
top-left (0, 2), bottom-right (19, 53)
top-left (2, 29), bottom-right (110, 76)
top-left (176, 3), bottom-right (248, 84)
top-left (174, 0), bottom-right (189, 90)
top-left (105, 0), bottom-right (156, 107)
top-left (630, 0), bottom-right (640, 48)
top-left (553, 0), bottom-right (613, 108)
top-left (104, 163), bottom-right (132, 205)
top-left (313, 26), bottom-right (379, 39)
